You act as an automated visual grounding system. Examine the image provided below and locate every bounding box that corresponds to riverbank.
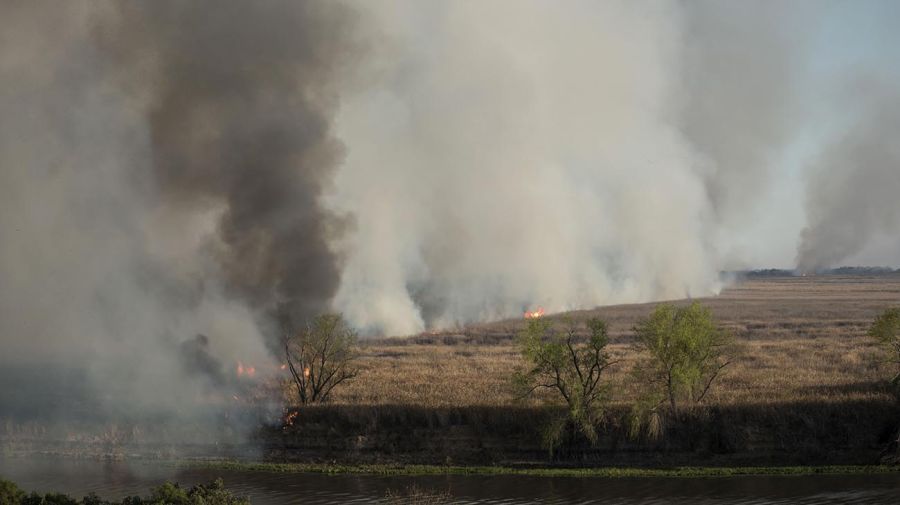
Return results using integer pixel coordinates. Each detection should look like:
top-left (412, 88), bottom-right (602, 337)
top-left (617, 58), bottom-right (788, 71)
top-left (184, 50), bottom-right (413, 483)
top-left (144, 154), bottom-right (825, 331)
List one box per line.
top-left (5, 456), bottom-right (900, 505)
top-left (260, 400), bottom-right (900, 468)
top-left (4, 399), bottom-right (899, 468)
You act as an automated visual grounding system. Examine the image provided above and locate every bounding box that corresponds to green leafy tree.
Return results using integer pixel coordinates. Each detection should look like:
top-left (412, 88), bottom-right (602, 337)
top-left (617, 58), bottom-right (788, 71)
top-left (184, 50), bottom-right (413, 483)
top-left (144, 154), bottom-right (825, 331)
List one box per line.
top-left (630, 302), bottom-right (731, 438)
top-left (284, 313), bottom-right (360, 405)
top-left (869, 307), bottom-right (900, 386)
top-left (514, 317), bottom-right (617, 451)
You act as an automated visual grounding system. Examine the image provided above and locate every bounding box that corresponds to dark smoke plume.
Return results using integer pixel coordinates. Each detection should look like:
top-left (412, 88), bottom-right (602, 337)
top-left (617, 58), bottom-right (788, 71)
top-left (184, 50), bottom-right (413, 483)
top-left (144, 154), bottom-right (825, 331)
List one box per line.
top-left (97, 1), bottom-right (358, 340)
top-left (0, 0), bottom-right (360, 425)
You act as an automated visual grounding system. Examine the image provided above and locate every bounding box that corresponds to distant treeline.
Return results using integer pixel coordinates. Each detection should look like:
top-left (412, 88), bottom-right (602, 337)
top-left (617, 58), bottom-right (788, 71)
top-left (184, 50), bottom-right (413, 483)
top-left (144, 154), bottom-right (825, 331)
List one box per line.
top-left (723, 266), bottom-right (900, 279)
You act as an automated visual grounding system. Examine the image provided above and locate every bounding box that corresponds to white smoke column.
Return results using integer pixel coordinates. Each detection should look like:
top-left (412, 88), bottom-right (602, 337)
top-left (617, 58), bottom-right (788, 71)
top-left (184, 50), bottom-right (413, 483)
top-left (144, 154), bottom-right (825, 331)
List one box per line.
top-left (794, 1), bottom-right (900, 272)
top-left (679, 1), bottom-right (812, 255)
top-left (797, 79), bottom-right (900, 272)
top-left (330, 1), bottom-right (720, 335)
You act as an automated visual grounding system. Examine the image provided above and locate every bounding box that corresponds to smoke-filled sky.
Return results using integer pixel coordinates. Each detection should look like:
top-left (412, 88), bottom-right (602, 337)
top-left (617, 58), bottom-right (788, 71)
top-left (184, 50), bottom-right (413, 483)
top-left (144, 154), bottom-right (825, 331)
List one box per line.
top-left (1, 0), bottom-right (899, 417)
top-left (328, 0), bottom-right (900, 333)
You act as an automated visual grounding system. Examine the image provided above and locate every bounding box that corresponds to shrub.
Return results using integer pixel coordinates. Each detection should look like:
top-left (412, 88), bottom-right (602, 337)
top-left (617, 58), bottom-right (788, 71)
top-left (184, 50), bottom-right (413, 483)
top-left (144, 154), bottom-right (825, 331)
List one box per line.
top-left (0, 479), bottom-right (25, 505)
top-left (145, 479), bottom-right (248, 505)
top-left (869, 307), bottom-right (900, 386)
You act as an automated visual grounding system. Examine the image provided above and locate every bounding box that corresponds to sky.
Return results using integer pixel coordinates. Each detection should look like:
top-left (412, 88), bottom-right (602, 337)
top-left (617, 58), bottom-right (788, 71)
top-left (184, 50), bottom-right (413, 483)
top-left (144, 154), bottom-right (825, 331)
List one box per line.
top-left (712, 0), bottom-right (900, 269)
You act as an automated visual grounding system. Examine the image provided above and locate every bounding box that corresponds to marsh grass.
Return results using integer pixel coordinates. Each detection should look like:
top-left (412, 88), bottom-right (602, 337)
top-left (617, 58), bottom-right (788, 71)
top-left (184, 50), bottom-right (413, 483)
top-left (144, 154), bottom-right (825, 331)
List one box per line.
top-left (327, 276), bottom-right (899, 409)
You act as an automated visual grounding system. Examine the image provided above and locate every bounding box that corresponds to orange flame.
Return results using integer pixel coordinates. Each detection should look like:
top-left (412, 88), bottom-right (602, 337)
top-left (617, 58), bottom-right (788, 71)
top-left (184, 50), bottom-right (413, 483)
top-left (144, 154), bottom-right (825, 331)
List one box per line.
top-left (303, 366), bottom-right (310, 378)
top-left (524, 307), bottom-right (545, 319)
top-left (236, 361), bottom-right (256, 378)
top-left (283, 410), bottom-right (299, 428)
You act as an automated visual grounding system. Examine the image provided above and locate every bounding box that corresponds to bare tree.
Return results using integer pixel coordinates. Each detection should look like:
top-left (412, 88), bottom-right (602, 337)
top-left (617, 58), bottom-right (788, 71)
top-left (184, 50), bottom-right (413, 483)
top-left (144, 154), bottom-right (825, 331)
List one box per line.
top-left (284, 314), bottom-right (359, 404)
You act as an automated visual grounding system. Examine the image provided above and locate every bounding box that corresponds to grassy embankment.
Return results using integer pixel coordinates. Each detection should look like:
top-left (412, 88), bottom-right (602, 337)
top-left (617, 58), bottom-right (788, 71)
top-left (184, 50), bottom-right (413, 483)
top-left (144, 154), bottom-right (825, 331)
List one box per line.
top-left (3, 275), bottom-right (899, 467)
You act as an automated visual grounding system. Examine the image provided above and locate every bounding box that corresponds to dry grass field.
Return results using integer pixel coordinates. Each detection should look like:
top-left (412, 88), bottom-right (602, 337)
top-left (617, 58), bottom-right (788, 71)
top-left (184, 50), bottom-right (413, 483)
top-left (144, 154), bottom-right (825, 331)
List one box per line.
top-left (5, 274), bottom-right (897, 465)
top-left (332, 274), bottom-right (900, 409)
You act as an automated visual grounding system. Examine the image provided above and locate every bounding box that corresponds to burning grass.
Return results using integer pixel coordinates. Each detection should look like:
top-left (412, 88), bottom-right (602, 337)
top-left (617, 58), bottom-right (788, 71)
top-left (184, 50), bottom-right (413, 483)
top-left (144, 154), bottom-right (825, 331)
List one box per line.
top-left (329, 275), bottom-right (900, 409)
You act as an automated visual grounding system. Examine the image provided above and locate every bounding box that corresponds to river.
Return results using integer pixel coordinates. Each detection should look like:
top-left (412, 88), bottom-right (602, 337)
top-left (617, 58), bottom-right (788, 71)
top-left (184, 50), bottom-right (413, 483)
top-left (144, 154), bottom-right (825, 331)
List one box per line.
top-left (2, 458), bottom-right (899, 504)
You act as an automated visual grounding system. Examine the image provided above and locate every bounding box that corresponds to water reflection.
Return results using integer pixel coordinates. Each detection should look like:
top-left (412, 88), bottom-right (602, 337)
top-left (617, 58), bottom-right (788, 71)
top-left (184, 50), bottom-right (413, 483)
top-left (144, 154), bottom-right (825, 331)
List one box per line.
top-left (1, 458), bottom-right (899, 504)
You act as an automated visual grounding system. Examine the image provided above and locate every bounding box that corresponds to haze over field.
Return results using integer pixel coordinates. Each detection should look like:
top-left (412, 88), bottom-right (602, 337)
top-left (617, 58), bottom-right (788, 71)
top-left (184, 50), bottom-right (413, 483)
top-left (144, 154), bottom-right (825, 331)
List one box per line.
top-left (0, 1), bottom-right (898, 419)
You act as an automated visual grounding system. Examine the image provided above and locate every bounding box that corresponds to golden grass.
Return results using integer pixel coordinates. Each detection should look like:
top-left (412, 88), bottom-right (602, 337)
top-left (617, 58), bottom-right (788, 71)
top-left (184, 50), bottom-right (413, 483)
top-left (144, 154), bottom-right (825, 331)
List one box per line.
top-left (327, 275), bottom-right (900, 408)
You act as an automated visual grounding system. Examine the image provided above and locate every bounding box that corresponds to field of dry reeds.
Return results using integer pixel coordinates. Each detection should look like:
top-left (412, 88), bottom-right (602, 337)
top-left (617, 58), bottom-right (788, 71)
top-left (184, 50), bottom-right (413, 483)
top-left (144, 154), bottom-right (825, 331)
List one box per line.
top-left (5, 274), bottom-right (898, 466)
top-left (332, 274), bottom-right (900, 409)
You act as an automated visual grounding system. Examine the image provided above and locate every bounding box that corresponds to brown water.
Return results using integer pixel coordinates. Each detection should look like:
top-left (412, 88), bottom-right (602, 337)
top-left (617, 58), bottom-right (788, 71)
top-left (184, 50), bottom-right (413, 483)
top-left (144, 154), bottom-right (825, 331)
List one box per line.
top-left (2, 458), bottom-right (900, 504)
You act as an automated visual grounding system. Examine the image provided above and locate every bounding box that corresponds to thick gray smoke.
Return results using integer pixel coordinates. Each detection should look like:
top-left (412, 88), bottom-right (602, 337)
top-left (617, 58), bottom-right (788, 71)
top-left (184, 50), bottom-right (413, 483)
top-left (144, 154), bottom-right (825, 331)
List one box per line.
top-left (792, 1), bottom-right (900, 272)
top-left (0, 0), bottom-right (358, 423)
top-left (797, 80), bottom-right (900, 272)
top-left (327, 1), bottom-right (821, 334)
top-left (329, 1), bottom-right (898, 335)
top-left (680, 1), bottom-right (806, 228)
top-left (97, 1), bottom-right (358, 340)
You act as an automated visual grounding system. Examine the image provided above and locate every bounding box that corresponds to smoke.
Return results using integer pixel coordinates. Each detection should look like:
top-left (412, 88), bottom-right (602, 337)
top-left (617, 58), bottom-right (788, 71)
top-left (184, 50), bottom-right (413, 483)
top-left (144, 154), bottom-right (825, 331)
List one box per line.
top-left (329, 1), bottom-right (713, 334)
top-left (797, 79), bottom-right (900, 272)
top-left (96, 1), bottom-right (360, 339)
top-left (329, 1), bottom-right (899, 334)
top-left (1, 0), bottom-right (898, 430)
top-left (0, 0), bottom-right (359, 424)
top-left (679, 1), bottom-right (806, 227)
top-left (327, 1), bottom-right (820, 334)
top-left (790, 1), bottom-right (900, 272)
